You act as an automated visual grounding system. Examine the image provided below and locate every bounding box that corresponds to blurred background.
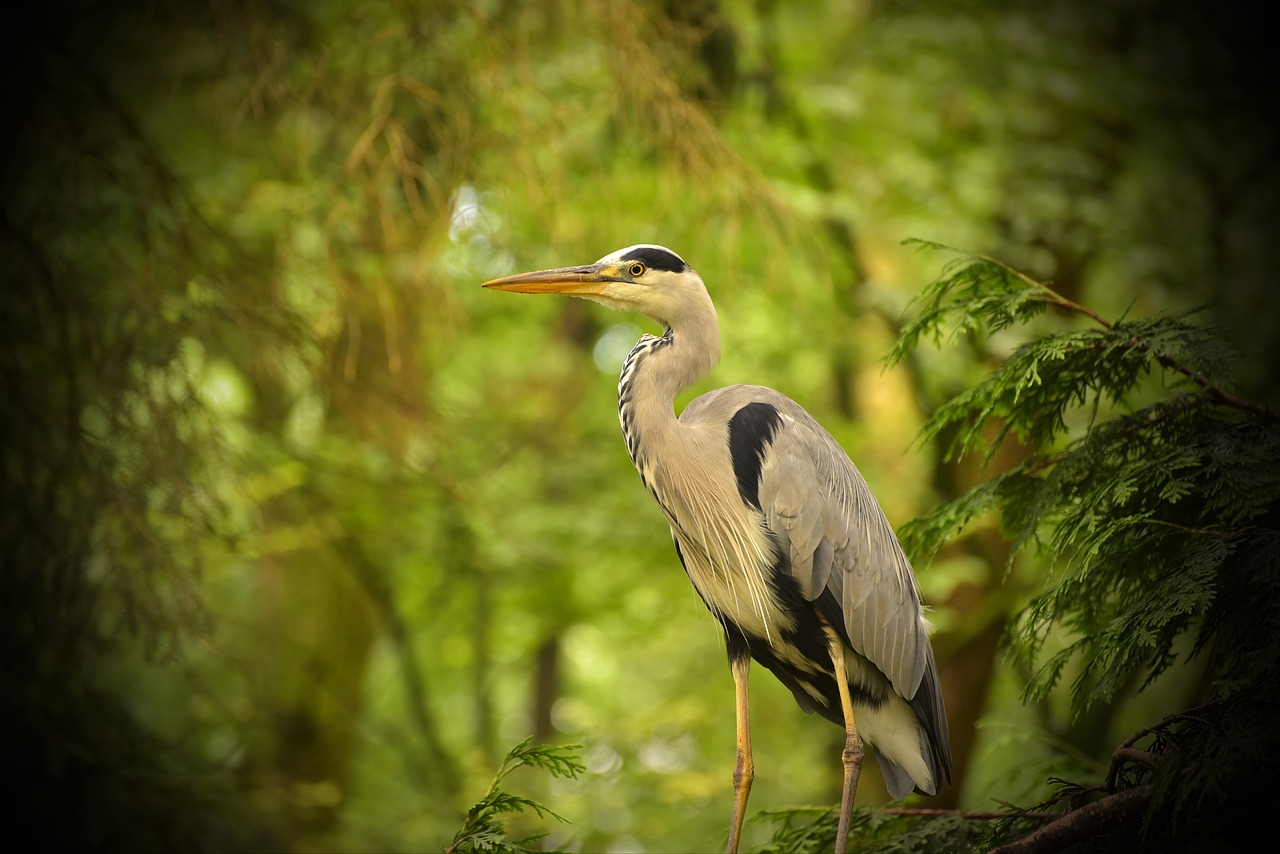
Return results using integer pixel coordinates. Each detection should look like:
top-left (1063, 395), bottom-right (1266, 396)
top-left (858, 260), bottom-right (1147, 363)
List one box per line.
top-left (3, 1), bottom-right (1276, 851)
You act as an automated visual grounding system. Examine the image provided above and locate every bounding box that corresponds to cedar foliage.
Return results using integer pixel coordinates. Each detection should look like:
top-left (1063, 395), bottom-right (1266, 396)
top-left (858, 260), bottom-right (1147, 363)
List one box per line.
top-left (892, 244), bottom-right (1279, 851)
top-left (758, 806), bottom-right (1010, 853)
top-left (446, 738), bottom-right (585, 854)
top-left (763, 243), bottom-right (1279, 852)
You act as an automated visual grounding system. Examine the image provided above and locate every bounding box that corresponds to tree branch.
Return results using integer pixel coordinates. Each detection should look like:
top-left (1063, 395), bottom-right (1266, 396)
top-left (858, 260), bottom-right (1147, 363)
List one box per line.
top-left (955, 247), bottom-right (1274, 417)
top-left (988, 785), bottom-right (1152, 854)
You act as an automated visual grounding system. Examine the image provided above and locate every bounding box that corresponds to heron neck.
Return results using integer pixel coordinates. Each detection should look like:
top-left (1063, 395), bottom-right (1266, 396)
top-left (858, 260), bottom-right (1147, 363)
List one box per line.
top-left (619, 290), bottom-right (720, 468)
top-left (660, 302), bottom-right (720, 400)
top-left (647, 285), bottom-right (721, 404)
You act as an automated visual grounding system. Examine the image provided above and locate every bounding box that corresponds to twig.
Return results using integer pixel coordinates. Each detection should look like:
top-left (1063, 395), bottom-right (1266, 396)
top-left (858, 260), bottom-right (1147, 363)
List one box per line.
top-left (1152, 352), bottom-right (1271, 415)
top-left (1140, 518), bottom-right (1239, 538)
top-left (1103, 701), bottom-right (1220, 790)
top-left (1117, 700), bottom-right (1221, 751)
top-left (1105, 748), bottom-right (1161, 791)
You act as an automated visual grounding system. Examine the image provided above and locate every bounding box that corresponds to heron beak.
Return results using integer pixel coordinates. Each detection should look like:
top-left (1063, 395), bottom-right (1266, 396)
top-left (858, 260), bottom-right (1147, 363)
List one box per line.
top-left (482, 264), bottom-right (612, 295)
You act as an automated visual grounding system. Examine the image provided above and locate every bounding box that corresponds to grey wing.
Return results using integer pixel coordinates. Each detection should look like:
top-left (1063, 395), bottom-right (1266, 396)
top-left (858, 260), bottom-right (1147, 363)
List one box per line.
top-left (752, 397), bottom-right (948, 741)
top-left (682, 384), bottom-right (950, 791)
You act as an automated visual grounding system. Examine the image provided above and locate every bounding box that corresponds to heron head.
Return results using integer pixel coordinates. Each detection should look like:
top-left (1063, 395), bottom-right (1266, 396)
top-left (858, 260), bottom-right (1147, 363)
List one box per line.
top-left (483, 244), bottom-right (708, 327)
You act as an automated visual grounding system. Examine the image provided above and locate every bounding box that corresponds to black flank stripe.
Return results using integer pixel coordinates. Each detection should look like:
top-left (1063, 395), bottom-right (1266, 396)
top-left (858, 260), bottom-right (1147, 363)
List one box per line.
top-left (727, 402), bottom-right (782, 510)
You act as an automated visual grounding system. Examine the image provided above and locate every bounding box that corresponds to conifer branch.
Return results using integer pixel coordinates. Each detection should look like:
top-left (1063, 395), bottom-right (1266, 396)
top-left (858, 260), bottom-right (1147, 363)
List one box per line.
top-left (987, 785), bottom-right (1152, 854)
top-left (893, 243), bottom-right (1280, 852)
top-left (1051, 299), bottom-right (1268, 415)
top-left (899, 239), bottom-right (1274, 417)
top-left (445, 739), bottom-right (584, 854)
top-left (1139, 518), bottom-right (1238, 538)
top-left (1152, 352), bottom-right (1271, 415)
top-left (1103, 701), bottom-right (1219, 791)
top-left (1022, 259), bottom-right (1270, 416)
top-left (953, 247), bottom-right (1114, 330)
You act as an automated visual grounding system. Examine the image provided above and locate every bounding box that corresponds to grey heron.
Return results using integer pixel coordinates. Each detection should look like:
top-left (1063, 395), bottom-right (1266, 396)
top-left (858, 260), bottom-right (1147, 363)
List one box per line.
top-left (484, 244), bottom-right (951, 853)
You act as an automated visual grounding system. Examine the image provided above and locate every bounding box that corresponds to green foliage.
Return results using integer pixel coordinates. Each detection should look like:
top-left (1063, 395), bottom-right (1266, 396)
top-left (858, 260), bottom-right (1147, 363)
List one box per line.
top-left (755, 805), bottom-right (1023, 853)
top-left (894, 245), bottom-right (1280, 849)
top-left (891, 241), bottom-right (1055, 360)
top-left (895, 247), bottom-right (1278, 711)
top-left (446, 739), bottom-right (584, 854)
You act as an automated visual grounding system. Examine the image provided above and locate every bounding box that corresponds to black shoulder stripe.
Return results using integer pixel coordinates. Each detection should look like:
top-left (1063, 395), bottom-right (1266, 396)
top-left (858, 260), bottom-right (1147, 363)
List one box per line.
top-left (628, 246), bottom-right (688, 273)
top-left (727, 402), bottom-right (783, 510)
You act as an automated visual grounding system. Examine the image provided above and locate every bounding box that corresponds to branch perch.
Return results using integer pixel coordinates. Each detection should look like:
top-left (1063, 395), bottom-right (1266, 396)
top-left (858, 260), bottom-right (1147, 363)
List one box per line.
top-left (988, 785), bottom-right (1152, 854)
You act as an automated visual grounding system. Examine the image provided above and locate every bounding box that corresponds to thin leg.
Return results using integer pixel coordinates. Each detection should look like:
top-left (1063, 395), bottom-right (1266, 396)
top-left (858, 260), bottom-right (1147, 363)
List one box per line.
top-left (824, 623), bottom-right (864, 854)
top-left (727, 655), bottom-right (754, 854)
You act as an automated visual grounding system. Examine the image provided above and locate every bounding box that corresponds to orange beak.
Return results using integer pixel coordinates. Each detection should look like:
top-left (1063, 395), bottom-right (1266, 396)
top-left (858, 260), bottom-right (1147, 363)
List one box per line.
top-left (482, 264), bottom-right (615, 295)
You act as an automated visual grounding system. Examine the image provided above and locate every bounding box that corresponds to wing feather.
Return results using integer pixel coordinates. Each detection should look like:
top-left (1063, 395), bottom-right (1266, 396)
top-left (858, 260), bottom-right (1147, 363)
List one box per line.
top-left (682, 383), bottom-right (951, 791)
top-left (746, 391), bottom-right (930, 701)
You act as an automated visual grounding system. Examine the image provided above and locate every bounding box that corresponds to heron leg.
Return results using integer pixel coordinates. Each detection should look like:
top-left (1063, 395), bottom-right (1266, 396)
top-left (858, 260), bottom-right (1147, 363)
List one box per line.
top-left (727, 655), bottom-right (753, 854)
top-left (824, 623), bottom-right (864, 854)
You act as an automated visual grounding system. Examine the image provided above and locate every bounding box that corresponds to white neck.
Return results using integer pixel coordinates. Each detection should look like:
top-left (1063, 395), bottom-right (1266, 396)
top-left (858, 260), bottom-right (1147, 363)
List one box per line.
top-left (617, 286), bottom-right (720, 473)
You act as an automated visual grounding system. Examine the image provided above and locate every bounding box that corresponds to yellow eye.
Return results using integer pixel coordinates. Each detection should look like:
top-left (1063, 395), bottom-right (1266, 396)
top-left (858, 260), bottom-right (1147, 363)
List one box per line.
top-left (628, 262), bottom-right (646, 278)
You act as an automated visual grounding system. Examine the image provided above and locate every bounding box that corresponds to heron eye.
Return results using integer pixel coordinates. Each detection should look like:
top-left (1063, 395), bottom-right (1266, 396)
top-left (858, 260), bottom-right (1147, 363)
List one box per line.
top-left (628, 262), bottom-right (646, 278)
